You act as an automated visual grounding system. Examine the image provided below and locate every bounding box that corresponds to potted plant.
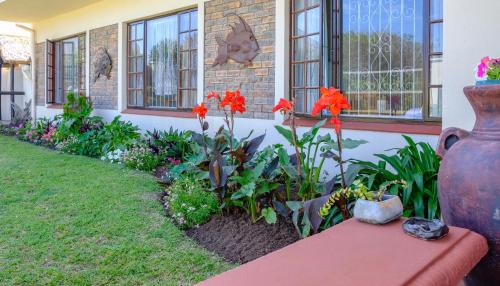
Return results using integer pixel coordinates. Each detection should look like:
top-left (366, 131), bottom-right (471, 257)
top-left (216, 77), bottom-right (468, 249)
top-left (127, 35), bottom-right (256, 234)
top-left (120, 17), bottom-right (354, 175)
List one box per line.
top-left (475, 56), bottom-right (500, 85)
top-left (352, 180), bottom-right (407, 225)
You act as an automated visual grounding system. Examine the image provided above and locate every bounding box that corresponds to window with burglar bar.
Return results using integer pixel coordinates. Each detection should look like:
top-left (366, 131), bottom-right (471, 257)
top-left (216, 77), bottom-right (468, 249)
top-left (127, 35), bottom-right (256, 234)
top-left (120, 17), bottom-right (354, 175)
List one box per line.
top-left (290, 0), bottom-right (443, 121)
top-left (127, 9), bottom-right (198, 110)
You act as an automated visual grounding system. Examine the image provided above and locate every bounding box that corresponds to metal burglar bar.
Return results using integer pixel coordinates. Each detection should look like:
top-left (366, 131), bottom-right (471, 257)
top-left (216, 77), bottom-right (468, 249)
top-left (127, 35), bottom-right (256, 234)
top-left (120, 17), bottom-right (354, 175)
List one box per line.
top-left (342, 0), bottom-right (424, 119)
top-left (290, 0), bottom-right (442, 121)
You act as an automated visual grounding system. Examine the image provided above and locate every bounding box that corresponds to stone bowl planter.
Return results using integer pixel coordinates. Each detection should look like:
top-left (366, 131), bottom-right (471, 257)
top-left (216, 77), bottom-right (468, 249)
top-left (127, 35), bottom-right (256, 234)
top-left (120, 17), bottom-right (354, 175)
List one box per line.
top-left (353, 195), bottom-right (403, 225)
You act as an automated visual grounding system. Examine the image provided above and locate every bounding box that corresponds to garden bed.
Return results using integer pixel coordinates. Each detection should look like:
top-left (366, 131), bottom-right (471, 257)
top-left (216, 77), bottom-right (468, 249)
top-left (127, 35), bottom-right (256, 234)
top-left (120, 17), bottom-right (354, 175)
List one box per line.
top-left (186, 213), bottom-right (299, 264)
top-left (156, 181), bottom-right (299, 264)
top-left (1, 89), bottom-right (441, 270)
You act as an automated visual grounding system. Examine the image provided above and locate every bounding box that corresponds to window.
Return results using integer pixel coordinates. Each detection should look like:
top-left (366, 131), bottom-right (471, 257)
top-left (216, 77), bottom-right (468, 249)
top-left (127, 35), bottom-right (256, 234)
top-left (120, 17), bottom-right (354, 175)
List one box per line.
top-left (290, 0), bottom-right (443, 121)
top-left (0, 63), bottom-right (25, 121)
top-left (46, 34), bottom-right (86, 104)
top-left (127, 9), bottom-right (198, 110)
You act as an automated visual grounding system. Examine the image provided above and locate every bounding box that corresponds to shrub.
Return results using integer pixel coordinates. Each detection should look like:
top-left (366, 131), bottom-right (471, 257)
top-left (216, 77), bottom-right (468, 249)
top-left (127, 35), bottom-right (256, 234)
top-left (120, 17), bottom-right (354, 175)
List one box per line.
top-left (145, 128), bottom-right (193, 161)
top-left (55, 92), bottom-right (95, 141)
top-left (100, 116), bottom-right (140, 154)
top-left (100, 149), bottom-right (125, 164)
top-left (17, 118), bottom-right (57, 147)
top-left (164, 175), bottom-right (219, 229)
top-left (0, 124), bottom-right (17, 136)
top-left (59, 130), bottom-right (106, 157)
top-left (122, 144), bottom-right (163, 171)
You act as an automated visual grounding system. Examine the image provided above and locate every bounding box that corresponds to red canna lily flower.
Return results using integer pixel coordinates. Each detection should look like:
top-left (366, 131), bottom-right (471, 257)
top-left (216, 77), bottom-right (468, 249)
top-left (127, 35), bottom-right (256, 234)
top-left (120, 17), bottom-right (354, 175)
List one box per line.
top-left (311, 86), bottom-right (351, 133)
top-left (193, 102), bottom-right (208, 119)
top-left (272, 98), bottom-right (293, 113)
top-left (207, 91), bottom-right (220, 100)
top-left (221, 90), bottom-right (246, 114)
top-left (311, 87), bottom-right (350, 116)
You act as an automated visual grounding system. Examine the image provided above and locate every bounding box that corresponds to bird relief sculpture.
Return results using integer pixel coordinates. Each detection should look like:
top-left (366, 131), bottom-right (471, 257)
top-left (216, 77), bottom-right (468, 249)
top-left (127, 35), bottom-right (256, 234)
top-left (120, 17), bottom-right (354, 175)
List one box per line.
top-left (212, 14), bottom-right (260, 67)
top-left (92, 47), bottom-right (112, 83)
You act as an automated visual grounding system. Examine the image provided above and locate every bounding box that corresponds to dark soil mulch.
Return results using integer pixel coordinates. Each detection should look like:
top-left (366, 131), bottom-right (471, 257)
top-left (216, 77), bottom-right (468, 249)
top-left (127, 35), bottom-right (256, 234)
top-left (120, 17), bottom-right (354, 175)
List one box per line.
top-left (186, 213), bottom-right (299, 264)
top-left (153, 165), bottom-right (169, 180)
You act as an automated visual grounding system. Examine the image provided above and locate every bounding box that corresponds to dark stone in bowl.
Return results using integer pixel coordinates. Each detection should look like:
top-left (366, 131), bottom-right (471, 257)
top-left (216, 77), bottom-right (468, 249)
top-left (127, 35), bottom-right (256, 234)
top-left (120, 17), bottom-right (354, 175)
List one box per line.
top-left (402, 217), bottom-right (449, 240)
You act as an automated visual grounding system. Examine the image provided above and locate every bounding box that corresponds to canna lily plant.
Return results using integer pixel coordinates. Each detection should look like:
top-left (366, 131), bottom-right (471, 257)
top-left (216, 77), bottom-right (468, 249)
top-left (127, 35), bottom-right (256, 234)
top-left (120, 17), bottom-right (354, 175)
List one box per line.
top-left (187, 90), bottom-right (272, 224)
top-left (272, 98), bottom-right (302, 180)
top-left (311, 87), bottom-right (351, 188)
top-left (207, 89), bottom-right (246, 164)
top-left (309, 87), bottom-right (352, 220)
top-left (192, 102), bottom-right (209, 157)
top-left (273, 87), bottom-right (368, 237)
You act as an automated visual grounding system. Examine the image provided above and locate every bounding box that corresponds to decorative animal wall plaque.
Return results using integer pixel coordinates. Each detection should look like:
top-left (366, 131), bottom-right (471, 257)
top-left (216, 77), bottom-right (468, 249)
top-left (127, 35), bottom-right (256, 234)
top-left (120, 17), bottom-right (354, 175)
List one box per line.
top-left (213, 13), bottom-right (260, 67)
top-left (92, 47), bottom-right (112, 83)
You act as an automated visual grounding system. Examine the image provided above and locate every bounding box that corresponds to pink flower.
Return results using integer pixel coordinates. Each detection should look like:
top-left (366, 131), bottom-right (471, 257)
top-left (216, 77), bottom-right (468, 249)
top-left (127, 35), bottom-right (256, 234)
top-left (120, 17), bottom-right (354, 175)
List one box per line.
top-left (481, 56), bottom-right (491, 65)
top-left (477, 56), bottom-right (491, 78)
top-left (41, 126), bottom-right (56, 143)
top-left (167, 157), bottom-right (181, 165)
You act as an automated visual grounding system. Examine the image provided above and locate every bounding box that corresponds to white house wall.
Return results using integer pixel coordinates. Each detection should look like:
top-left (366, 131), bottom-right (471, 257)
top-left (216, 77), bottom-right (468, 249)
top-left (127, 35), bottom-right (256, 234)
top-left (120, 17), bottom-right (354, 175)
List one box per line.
top-left (443, 0), bottom-right (500, 130)
top-left (33, 0), bottom-right (439, 162)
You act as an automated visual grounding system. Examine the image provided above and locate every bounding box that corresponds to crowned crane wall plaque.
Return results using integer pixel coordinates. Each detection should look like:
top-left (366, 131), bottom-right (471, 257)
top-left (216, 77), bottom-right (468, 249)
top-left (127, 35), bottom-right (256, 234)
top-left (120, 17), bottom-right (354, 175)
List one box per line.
top-left (212, 13), bottom-right (260, 67)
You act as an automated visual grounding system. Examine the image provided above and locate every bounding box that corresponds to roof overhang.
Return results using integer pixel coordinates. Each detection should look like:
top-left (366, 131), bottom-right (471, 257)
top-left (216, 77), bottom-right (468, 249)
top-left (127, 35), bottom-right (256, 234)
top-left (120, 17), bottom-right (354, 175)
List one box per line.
top-left (0, 0), bottom-right (101, 23)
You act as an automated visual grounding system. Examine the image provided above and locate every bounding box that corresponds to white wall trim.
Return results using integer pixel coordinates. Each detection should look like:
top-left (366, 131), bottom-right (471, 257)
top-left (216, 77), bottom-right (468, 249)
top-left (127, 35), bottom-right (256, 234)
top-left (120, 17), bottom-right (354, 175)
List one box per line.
top-left (118, 22), bottom-right (126, 112)
top-left (197, 0), bottom-right (205, 105)
top-left (43, 40), bottom-right (48, 107)
top-left (274, 0), bottom-right (289, 124)
top-left (85, 30), bottom-right (90, 98)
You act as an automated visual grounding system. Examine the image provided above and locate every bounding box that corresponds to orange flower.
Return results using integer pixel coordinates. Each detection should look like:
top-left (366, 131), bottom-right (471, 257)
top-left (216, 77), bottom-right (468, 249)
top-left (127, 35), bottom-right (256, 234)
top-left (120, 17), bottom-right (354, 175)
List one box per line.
top-left (311, 87), bottom-right (350, 116)
top-left (221, 90), bottom-right (246, 114)
top-left (193, 102), bottom-right (208, 119)
top-left (311, 86), bottom-right (350, 134)
top-left (272, 98), bottom-right (293, 113)
top-left (207, 91), bottom-right (220, 100)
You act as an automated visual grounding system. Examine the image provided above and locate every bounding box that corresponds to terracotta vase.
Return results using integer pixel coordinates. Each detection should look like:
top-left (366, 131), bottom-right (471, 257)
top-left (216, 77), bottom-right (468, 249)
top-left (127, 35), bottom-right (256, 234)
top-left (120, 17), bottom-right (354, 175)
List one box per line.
top-left (436, 85), bottom-right (500, 286)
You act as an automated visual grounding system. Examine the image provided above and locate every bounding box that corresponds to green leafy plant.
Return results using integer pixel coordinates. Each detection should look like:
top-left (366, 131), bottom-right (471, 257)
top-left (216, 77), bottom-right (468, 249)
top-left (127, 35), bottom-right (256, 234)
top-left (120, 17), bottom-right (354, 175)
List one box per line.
top-left (55, 92), bottom-right (95, 140)
top-left (101, 116), bottom-right (140, 154)
top-left (59, 130), bottom-right (106, 157)
top-left (352, 135), bottom-right (441, 219)
top-left (275, 119), bottom-right (367, 201)
top-left (145, 127), bottom-right (193, 161)
top-left (229, 160), bottom-right (280, 223)
top-left (164, 174), bottom-right (219, 229)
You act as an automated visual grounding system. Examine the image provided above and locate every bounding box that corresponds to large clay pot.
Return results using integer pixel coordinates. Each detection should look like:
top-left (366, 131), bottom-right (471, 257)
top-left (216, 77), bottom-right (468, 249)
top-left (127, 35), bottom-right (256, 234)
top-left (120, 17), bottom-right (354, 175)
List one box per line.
top-left (437, 85), bottom-right (500, 286)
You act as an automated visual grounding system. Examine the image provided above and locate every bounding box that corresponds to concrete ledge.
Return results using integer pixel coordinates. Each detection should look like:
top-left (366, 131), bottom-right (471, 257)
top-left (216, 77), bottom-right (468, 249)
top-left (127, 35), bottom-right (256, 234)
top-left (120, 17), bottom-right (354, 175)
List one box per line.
top-left (197, 219), bottom-right (488, 286)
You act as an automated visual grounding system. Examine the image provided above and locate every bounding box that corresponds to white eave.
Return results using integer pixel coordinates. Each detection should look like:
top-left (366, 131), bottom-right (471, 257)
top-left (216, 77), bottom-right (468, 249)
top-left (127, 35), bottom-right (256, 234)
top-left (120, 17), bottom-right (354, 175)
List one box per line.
top-left (0, 0), bottom-right (101, 22)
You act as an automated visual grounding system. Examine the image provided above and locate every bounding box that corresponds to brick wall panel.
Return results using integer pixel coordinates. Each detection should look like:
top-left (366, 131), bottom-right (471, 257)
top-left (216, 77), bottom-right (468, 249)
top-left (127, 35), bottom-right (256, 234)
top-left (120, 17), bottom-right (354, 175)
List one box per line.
top-left (35, 43), bottom-right (45, 106)
top-left (89, 24), bottom-right (118, 110)
top-left (204, 0), bottom-right (275, 120)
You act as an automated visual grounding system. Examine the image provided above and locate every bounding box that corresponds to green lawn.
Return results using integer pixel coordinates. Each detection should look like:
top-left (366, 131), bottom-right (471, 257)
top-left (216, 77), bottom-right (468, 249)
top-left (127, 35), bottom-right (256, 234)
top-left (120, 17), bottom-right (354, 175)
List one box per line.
top-left (0, 136), bottom-right (231, 285)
